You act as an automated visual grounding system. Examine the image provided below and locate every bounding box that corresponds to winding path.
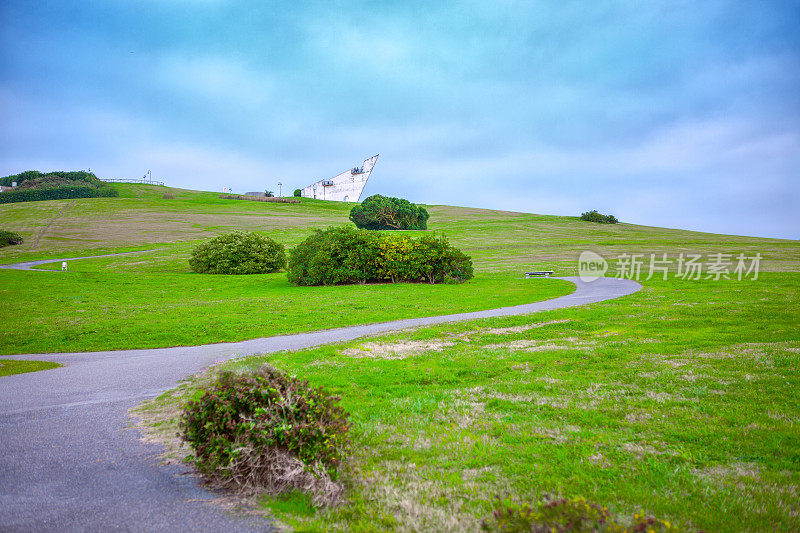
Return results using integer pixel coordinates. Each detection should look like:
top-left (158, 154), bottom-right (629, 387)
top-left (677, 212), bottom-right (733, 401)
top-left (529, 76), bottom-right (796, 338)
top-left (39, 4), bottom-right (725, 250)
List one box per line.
top-left (0, 258), bottom-right (641, 532)
top-left (0, 250), bottom-right (154, 270)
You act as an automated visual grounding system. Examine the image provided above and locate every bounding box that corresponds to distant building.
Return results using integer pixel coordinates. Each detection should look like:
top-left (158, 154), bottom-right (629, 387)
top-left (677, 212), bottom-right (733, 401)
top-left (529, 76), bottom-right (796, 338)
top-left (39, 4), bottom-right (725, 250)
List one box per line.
top-left (300, 155), bottom-right (378, 202)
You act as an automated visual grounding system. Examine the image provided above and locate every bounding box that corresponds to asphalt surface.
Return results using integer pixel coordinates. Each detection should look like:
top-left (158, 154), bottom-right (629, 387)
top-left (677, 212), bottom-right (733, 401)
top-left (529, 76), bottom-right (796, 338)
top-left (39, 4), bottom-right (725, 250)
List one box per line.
top-left (0, 251), bottom-right (152, 271)
top-left (0, 268), bottom-right (641, 532)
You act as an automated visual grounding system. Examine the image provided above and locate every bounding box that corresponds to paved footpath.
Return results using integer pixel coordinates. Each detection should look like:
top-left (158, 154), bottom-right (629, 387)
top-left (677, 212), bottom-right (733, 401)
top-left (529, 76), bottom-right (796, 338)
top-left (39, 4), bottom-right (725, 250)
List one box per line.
top-left (0, 268), bottom-right (640, 532)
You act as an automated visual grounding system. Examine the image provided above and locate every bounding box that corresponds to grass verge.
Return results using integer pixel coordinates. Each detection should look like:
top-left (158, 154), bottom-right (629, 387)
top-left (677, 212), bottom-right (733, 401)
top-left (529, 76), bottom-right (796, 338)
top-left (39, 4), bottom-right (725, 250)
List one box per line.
top-left (0, 359), bottom-right (61, 377)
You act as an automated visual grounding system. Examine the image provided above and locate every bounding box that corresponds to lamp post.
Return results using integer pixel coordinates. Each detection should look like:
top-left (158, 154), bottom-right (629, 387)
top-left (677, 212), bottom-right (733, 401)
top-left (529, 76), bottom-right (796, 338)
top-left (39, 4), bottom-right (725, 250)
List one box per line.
top-left (278, 182), bottom-right (282, 197)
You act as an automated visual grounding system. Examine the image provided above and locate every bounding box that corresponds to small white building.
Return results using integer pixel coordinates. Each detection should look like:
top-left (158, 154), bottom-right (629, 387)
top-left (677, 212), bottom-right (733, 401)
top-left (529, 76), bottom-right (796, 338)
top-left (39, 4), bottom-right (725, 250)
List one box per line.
top-left (301, 155), bottom-right (378, 202)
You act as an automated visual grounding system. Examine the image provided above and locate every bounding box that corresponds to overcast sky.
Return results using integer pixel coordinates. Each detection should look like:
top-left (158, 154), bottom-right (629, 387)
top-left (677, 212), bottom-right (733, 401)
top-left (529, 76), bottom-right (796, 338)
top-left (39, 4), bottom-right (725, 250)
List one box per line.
top-left (1, 1), bottom-right (798, 238)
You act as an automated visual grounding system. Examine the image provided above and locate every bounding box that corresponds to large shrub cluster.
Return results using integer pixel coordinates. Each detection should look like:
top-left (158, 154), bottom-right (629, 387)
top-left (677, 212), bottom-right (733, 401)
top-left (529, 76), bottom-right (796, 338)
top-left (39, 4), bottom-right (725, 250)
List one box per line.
top-left (0, 170), bottom-right (118, 204)
top-left (189, 232), bottom-right (286, 275)
top-left (180, 366), bottom-right (350, 504)
top-left (481, 496), bottom-right (676, 532)
top-left (0, 230), bottom-right (23, 247)
top-left (580, 210), bottom-right (619, 224)
top-left (287, 226), bottom-right (473, 286)
top-left (349, 194), bottom-right (429, 230)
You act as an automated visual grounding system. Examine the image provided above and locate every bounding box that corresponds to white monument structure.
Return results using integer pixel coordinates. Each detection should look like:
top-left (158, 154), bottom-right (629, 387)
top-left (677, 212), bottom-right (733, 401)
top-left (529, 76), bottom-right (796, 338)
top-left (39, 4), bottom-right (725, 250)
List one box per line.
top-left (300, 155), bottom-right (378, 202)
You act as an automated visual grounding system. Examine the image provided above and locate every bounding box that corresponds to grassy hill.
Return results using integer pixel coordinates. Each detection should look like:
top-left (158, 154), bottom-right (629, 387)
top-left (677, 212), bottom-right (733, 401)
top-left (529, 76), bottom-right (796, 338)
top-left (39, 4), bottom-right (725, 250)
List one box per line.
top-left (2, 182), bottom-right (796, 269)
top-left (2, 183), bottom-right (799, 530)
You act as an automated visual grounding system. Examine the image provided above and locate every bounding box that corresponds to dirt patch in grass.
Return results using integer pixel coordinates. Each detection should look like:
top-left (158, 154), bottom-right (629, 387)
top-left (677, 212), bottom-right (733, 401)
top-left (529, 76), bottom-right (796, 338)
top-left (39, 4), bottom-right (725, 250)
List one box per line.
top-left (625, 411), bottom-right (653, 423)
top-left (358, 459), bottom-right (495, 533)
top-left (342, 340), bottom-right (456, 360)
top-left (484, 337), bottom-right (597, 352)
top-left (476, 319), bottom-right (573, 336)
top-left (694, 462), bottom-right (762, 483)
top-left (621, 442), bottom-right (674, 458)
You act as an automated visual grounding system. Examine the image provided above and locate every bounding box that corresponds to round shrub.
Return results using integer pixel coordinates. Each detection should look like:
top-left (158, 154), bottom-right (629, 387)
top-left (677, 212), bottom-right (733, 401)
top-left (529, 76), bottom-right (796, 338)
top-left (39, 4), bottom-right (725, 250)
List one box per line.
top-left (0, 229), bottom-right (24, 247)
top-left (180, 366), bottom-right (350, 502)
top-left (580, 210), bottom-right (618, 224)
top-left (349, 194), bottom-right (429, 230)
top-left (287, 226), bottom-right (382, 286)
top-left (189, 232), bottom-right (286, 274)
top-left (293, 188), bottom-right (302, 197)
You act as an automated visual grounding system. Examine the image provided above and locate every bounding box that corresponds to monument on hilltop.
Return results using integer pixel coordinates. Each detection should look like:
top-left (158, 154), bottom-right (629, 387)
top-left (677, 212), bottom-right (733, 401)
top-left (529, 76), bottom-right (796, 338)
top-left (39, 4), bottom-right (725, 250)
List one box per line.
top-left (300, 154), bottom-right (378, 202)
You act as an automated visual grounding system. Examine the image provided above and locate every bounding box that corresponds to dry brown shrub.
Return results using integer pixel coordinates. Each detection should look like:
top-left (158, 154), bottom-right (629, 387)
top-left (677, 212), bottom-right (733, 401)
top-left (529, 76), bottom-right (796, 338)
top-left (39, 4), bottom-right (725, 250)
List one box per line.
top-left (205, 445), bottom-right (344, 507)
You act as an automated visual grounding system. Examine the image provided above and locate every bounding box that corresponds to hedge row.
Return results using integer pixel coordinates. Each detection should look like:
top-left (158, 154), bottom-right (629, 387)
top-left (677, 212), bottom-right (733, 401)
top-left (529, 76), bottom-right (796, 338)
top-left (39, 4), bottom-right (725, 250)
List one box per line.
top-left (0, 170), bottom-right (99, 187)
top-left (287, 226), bottom-right (473, 286)
top-left (0, 185), bottom-right (118, 204)
top-left (219, 194), bottom-right (300, 204)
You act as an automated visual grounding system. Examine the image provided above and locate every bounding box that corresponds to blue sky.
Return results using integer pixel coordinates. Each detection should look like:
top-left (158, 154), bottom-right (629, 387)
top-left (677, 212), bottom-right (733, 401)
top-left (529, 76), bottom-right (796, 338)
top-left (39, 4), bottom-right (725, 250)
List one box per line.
top-left (1, 1), bottom-right (798, 238)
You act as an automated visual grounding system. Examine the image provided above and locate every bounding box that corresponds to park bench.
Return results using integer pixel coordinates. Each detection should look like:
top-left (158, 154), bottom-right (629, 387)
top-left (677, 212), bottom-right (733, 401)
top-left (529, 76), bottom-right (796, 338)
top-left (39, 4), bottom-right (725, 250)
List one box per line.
top-left (525, 271), bottom-right (554, 278)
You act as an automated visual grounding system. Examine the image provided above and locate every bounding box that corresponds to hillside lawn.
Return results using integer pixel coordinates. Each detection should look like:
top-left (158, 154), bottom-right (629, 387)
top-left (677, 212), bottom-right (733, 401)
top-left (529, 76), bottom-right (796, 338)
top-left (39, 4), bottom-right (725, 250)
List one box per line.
top-left (136, 273), bottom-right (799, 532)
top-left (2, 183), bottom-right (799, 530)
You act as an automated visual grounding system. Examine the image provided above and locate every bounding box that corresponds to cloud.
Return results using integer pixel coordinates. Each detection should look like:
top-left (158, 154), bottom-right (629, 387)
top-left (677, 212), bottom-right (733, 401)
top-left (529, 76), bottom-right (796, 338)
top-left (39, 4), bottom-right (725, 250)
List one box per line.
top-left (1, 0), bottom-right (798, 238)
top-left (155, 55), bottom-right (275, 110)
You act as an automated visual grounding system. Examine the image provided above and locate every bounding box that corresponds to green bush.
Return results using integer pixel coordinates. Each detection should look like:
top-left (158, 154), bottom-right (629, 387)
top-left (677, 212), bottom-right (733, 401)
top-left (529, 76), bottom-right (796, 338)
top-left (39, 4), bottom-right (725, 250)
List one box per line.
top-left (349, 194), bottom-right (429, 230)
top-left (287, 226), bottom-right (473, 286)
top-left (481, 496), bottom-right (676, 532)
top-left (376, 233), bottom-right (416, 283)
top-left (0, 230), bottom-right (24, 247)
top-left (189, 232), bottom-right (286, 275)
top-left (180, 366), bottom-right (350, 503)
top-left (0, 170), bottom-right (118, 204)
top-left (287, 226), bottom-right (382, 286)
top-left (294, 188), bottom-right (302, 197)
top-left (580, 210), bottom-right (619, 224)
top-left (0, 184), bottom-right (118, 204)
top-left (0, 170), bottom-right (100, 187)
top-left (411, 233), bottom-right (474, 284)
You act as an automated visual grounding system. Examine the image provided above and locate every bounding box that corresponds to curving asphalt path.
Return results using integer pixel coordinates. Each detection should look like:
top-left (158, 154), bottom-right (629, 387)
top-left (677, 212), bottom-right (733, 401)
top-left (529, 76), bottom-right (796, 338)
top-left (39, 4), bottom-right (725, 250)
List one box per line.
top-left (0, 250), bottom-right (155, 271)
top-left (0, 262), bottom-right (641, 532)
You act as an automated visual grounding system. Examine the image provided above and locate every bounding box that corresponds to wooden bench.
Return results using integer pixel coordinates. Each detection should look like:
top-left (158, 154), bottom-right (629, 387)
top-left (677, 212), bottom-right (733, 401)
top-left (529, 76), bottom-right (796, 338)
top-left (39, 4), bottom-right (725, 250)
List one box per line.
top-left (525, 271), bottom-right (555, 278)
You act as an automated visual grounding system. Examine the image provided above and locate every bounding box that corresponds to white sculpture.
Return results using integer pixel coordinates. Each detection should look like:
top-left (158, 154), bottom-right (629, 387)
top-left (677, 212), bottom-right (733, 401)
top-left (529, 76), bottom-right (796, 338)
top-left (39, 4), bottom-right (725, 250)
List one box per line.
top-left (300, 155), bottom-right (378, 202)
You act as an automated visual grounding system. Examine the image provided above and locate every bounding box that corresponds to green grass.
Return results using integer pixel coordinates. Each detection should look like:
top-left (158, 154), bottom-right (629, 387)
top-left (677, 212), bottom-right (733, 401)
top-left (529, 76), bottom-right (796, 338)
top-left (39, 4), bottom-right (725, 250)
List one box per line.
top-left (2, 184), bottom-right (797, 356)
top-left (0, 270), bottom-right (572, 355)
top-left (0, 359), bottom-right (61, 376)
top-left (138, 273), bottom-right (800, 532)
top-left (2, 183), bottom-right (799, 530)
